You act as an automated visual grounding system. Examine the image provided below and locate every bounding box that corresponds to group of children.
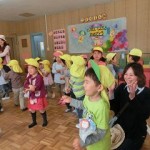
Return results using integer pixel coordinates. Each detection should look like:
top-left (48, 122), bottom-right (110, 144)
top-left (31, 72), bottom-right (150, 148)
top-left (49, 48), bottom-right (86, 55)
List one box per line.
top-left (0, 46), bottom-right (150, 150)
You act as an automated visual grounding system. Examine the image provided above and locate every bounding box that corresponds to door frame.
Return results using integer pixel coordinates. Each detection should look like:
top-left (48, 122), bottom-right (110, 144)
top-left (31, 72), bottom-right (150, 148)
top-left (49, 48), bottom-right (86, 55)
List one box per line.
top-left (30, 32), bottom-right (45, 58)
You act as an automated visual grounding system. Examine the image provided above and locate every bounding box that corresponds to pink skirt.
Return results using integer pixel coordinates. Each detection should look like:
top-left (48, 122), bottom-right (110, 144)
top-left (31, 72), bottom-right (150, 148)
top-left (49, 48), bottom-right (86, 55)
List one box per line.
top-left (28, 97), bottom-right (48, 111)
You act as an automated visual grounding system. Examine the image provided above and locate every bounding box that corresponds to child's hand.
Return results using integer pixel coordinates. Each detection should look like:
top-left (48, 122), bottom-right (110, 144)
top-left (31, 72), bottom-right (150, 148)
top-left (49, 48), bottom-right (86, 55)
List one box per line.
top-left (56, 69), bottom-right (61, 73)
top-left (28, 85), bottom-right (36, 91)
top-left (73, 138), bottom-right (82, 150)
top-left (61, 95), bottom-right (71, 103)
top-left (24, 88), bottom-right (29, 93)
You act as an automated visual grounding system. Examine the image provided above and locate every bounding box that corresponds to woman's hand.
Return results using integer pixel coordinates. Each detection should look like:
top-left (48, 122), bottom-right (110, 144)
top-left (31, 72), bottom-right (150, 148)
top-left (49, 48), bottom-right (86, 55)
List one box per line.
top-left (73, 138), bottom-right (82, 150)
top-left (128, 81), bottom-right (137, 100)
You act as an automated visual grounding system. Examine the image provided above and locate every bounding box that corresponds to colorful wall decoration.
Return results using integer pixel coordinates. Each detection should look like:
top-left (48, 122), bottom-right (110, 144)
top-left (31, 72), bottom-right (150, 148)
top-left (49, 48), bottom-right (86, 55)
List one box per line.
top-left (68, 17), bottom-right (128, 53)
top-left (53, 29), bottom-right (66, 51)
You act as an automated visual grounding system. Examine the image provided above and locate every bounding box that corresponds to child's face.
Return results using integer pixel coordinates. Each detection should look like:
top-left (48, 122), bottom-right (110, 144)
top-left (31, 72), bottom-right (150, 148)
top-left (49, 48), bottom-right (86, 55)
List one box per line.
top-left (39, 63), bottom-right (44, 69)
top-left (83, 76), bottom-right (101, 97)
top-left (28, 65), bottom-right (38, 76)
top-left (56, 57), bottom-right (61, 63)
top-left (112, 56), bottom-right (117, 64)
top-left (92, 51), bottom-right (102, 61)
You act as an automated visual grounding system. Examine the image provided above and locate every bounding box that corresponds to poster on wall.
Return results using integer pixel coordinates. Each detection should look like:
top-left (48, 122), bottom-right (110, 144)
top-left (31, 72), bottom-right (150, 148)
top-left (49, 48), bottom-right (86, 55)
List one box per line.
top-left (68, 17), bottom-right (128, 53)
top-left (53, 29), bottom-right (66, 51)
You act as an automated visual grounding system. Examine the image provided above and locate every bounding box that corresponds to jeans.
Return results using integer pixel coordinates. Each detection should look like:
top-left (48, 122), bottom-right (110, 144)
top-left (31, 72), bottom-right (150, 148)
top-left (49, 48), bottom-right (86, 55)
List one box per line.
top-left (0, 84), bottom-right (9, 98)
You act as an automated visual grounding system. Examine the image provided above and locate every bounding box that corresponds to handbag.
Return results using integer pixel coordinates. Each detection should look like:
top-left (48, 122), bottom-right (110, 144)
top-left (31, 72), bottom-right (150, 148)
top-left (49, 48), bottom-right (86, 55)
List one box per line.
top-left (109, 102), bottom-right (130, 149)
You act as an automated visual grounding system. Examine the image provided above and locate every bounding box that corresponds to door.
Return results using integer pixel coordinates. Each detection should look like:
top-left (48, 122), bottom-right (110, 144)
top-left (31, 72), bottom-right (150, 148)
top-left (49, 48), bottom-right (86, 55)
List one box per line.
top-left (6, 36), bottom-right (18, 60)
top-left (18, 35), bottom-right (32, 67)
top-left (31, 33), bottom-right (45, 59)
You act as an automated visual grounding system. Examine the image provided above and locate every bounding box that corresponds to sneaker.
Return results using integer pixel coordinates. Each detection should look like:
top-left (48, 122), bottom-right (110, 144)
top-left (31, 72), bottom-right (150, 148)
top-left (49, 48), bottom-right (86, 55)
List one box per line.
top-left (75, 123), bottom-right (80, 128)
top-left (0, 108), bottom-right (4, 112)
top-left (51, 93), bottom-right (55, 99)
top-left (72, 109), bottom-right (77, 114)
top-left (21, 108), bottom-right (28, 111)
top-left (65, 109), bottom-right (71, 113)
top-left (2, 96), bottom-right (10, 100)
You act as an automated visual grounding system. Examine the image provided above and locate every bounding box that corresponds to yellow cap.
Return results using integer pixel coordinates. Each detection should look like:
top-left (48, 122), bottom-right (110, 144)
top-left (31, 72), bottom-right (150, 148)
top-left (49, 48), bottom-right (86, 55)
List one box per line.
top-left (7, 60), bottom-right (23, 73)
top-left (35, 57), bottom-right (41, 61)
top-left (40, 60), bottom-right (50, 67)
top-left (106, 53), bottom-right (116, 62)
top-left (25, 58), bottom-right (39, 68)
top-left (60, 54), bottom-right (72, 69)
top-left (129, 48), bottom-right (142, 57)
top-left (0, 58), bottom-right (3, 69)
top-left (70, 56), bottom-right (85, 78)
top-left (93, 47), bottom-right (103, 53)
top-left (40, 60), bottom-right (51, 73)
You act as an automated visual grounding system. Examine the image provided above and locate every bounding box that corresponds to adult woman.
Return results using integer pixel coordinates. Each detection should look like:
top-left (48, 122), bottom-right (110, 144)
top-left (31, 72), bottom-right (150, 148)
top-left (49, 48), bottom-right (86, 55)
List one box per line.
top-left (0, 35), bottom-right (11, 65)
top-left (110, 63), bottom-right (150, 150)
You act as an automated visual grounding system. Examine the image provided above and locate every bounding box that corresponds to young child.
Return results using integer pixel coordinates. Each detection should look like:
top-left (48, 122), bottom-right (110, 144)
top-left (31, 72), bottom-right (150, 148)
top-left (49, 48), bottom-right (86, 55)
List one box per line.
top-left (59, 54), bottom-right (72, 112)
top-left (106, 52), bottom-right (120, 79)
top-left (40, 60), bottom-right (55, 99)
top-left (88, 47), bottom-right (106, 67)
top-left (69, 55), bottom-right (86, 118)
top-left (24, 58), bottom-right (48, 128)
top-left (0, 58), bottom-right (9, 112)
top-left (52, 51), bottom-right (65, 99)
top-left (62, 60), bottom-right (111, 150)
top-left (128, 48), bottom-right (143, 65)
top-left (5, 60), bottom-right (27, 111)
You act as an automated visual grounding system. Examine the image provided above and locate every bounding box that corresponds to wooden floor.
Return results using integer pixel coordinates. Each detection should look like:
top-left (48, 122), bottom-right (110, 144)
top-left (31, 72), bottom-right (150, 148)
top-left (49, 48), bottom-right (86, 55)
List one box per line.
top-left (0, 94), bottom-right (150, 150)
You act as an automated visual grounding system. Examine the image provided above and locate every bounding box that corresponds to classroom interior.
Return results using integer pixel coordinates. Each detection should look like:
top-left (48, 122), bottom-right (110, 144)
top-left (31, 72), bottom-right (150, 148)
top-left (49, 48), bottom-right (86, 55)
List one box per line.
top-left (0, 0), bottom-right (150, 149)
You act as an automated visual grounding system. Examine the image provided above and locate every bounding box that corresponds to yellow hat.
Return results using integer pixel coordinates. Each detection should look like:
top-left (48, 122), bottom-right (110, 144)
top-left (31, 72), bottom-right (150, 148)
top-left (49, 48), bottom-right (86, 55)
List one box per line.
top-left (40, 60), bottom-right (51, 73)
top-left (70, 56), bottom-right (85, 78)
top-left (60, 54), bottom-right (72, 69)
top-left (40, 60), bottom-right (50, 67)
top-left (25, 58), bottom-right (39, 68)
top-left (129, 48), bottom-right (142, 57)
top-left (106, 53), bottom-right (116, 62)
top-left (35, 57), bottom-right (41, 61)
top-left (93, 47), bottom-right (103, 53)
top-left (0, 58), bottom-right (3, 69)
top-left (7, 60), bottom-right (23, 73)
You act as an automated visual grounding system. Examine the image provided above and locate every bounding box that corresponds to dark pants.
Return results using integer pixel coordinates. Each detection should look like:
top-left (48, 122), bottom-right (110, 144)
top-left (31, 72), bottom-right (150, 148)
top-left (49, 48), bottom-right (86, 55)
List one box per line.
top-left (116, 136), bottom-right (146, 150)
top-left (0, 84), bottom-right (9, 97)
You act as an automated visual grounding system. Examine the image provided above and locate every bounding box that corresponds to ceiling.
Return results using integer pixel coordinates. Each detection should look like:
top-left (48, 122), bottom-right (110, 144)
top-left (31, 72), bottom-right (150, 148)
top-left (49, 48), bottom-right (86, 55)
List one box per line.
top-left (0, 0), bottom-right (111, 21)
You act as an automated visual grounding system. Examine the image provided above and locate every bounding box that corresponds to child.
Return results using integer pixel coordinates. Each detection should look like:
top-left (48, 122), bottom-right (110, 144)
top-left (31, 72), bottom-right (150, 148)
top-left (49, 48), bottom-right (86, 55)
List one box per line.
top-left (106, 52), bottom-right (120, 79)
top-left (62, 60), bottom-right (111, 150)
top-left (24, 58), bottom-right (48, 128)
top-left (40, 60), bottom-right (55, 99)
top-left (128, 48), bottom-right (143, 65)
top-left (0, 58), bottom-right (10, 111)
top-left (88, 47), bottom-right (106, 67)
top-left (69, 56), bottom-right (86, 118)
top-left (5, 60), bottom-right (27, 111)
top-left (59, 54), bottom-right (72, 112)
top-left (52, 51), bottom-right (65, 98)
